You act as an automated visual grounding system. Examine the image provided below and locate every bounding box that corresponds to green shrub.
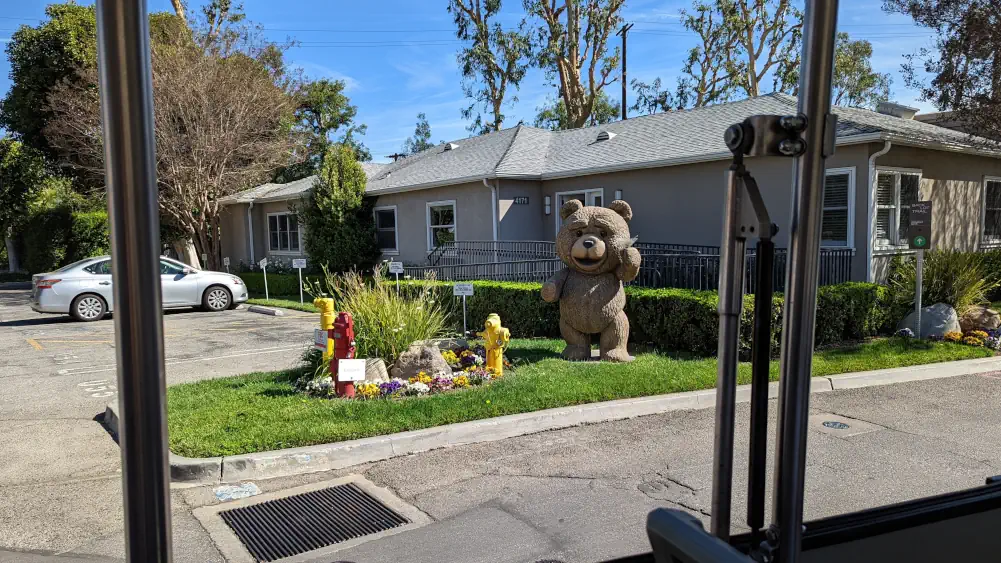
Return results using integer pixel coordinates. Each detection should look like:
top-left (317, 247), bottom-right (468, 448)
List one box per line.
top-left (21, 206), bottom-right (70, 274)
top-left (888, 250), bottom-right (997, 316)
top-left (239, 272), bottom-right (321, 297)
top-left (394, 279), bottom-right (888, 357)
top-left (981, 249), bottom-right (1001, 301)
top-left (67, 210), bottom-right (109, 260)
top-left (305, 268), bottom-right (453, 365)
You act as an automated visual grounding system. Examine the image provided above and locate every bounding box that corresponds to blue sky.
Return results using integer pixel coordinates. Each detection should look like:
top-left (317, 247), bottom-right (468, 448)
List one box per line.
top-left (1, 1), bottom-right (937, 163)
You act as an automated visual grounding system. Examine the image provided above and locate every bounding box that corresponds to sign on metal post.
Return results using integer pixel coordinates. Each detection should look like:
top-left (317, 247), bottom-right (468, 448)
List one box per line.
top-left (453, 282), bottom-right (474, 336)
top-left (388, 261), bottom-right (404, 291)
top-left (201, 253), bottom-right (208, 265)
top-left (337, 358), bottom-right (367, 382)
top-left (909, 201), bottom-right (933, 338)
top-left (293, 258), bottom-right (307, 303)
top-left (258, 257), bottom-right (269, 300)
top-left (223, 256), bottom-right (230, 273)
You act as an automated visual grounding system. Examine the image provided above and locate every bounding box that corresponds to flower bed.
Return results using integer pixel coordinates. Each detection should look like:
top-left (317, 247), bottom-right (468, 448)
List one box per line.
top-left (297, 343), bottom-right (507, 400)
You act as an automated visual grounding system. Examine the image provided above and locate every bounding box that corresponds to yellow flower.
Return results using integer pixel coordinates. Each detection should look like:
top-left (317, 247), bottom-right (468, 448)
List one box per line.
top-left (944, 331), bottom-right (963, 342)
top-left (969, 330), bottom-right (989, 340)
top-left (357, 382), bottom-right (380, 399)
top-left (453, 375), bottom-right (470, 388)
top-left (963, 336), bottom-right (985, 347)
top-left (441, 350), bottom-right (459, 364)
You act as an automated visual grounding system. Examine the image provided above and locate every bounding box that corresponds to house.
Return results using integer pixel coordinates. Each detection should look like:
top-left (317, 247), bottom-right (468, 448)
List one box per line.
top-left (220, 93), bottom-right (1001, 282)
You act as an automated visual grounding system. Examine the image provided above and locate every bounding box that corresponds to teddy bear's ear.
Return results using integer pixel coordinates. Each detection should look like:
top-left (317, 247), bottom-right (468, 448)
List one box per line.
top-left (560, 199), bottom-right (584, 220)
top-left (608, 200), bottom-right (633, 222)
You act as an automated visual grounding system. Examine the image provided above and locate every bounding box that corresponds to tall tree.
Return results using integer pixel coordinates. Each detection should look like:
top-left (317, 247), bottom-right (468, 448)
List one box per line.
top-left (300, 144), bottom-right (379, 272)
top-left (289, 79), bottom-right (368, 174)
top-left (884, 0), bottom-right (1001, 143)
top-left (727, 0), bottom-right (802, 98)
top-left (676, 1), bottom-right (742, 107)
top-left (43, 13), bottom-right (301, 271)
top-left (0, 3), bottom-right (98, 158)
top-left (402, 113), bottom-right (436, 155)
top-left (448, 0), bottom-right (532, 134)
top-left (630, 77), bottom-right (679, 115)
top-left (0, 138), bottom-right (47, 271)
top-left (522, 0), bottom-right (626, 129)
top-left (775, 32), bottom-right (892, 109)
top-left (534, 90), bottom-right (618, 129)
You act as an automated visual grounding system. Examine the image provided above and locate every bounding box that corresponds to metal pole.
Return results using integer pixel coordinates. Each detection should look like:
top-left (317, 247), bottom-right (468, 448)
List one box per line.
top-left (462, 295), bottom-right (468, 336)
top-left (263, 265), bottom-right (269, 301)
top-left (915, 250), bottom-right (923, 338)
top-left (298, 267), bottom-right (303, 304)
top-left (711, 168), bottom-right (747, 541)
top-left (616, 23), bottom-right (633, 121)
top-left (771, 1), bottom-right (839, 561)
top-left (95, 0), bottom-right (173, 561)
top-left (747, 238), bottom-right (774, 542)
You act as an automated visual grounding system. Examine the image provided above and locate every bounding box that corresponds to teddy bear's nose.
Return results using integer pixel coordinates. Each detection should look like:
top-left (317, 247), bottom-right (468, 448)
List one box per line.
top-left (582, 239), bottom-right (595, 249)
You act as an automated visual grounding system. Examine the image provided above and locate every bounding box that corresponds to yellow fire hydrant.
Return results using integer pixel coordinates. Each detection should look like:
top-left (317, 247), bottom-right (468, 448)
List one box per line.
top-left (314, 297), bottom-right (335, 361)
top-left (477, 313), bottom-right (510, 376)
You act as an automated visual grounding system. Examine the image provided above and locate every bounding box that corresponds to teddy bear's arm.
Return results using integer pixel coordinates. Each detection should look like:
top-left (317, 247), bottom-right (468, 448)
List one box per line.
top-left (541, 268), bottom-right (570, 302)
top-left (616, 247), bottom-right (641, 282)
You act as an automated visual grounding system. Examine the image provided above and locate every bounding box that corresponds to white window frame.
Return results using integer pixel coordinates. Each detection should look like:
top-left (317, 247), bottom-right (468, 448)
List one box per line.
top-left (554, 188), bottom-right (604, 231)
top-left (373, 205), bottom-right (399, 255)
top-left (266, 211), bottom-right (303, 255)
top-left (982, 176), bottom-right (1001, 248)
top-left (822, 167), bottom-right (856, 249)
top-left (874, 167), bottom-right (922, 248)
top-left (426, 200), bottom-right (457, 252)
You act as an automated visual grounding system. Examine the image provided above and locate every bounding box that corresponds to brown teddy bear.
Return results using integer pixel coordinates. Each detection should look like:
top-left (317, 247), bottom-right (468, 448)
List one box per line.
top-left (541, 199), bottom-right (641, 362)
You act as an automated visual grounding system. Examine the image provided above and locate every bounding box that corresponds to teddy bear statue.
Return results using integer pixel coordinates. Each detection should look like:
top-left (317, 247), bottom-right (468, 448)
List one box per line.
top-left (541, 199), bottom-right (641, 362)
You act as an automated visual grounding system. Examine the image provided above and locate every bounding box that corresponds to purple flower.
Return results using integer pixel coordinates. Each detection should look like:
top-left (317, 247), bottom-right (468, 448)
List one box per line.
top-left (379, 378), bottom-right (405, 396)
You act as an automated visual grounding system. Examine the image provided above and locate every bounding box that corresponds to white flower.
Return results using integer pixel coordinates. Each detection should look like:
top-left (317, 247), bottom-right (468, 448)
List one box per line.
top-left (405, 381), bottom-right (430, 396)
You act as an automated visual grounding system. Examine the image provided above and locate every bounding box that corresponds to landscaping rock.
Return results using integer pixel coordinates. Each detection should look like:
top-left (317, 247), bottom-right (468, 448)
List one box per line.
top-left (959, 306), bottom-right (1001, 333)
top-left (412, 338), bottom-right (468, 351)
top-left (390, 345), bottom-right (451, 379)
top-left (364, 358), bottom-right (388, 382)
top-left (898, 302), bottom-right (960, 338)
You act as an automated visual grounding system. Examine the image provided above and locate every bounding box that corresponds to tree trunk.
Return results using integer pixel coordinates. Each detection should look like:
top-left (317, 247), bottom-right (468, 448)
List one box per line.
top-left (4, 228), bottom-right (19, 272)
top-left (172, 239), bottom-right (201, 269)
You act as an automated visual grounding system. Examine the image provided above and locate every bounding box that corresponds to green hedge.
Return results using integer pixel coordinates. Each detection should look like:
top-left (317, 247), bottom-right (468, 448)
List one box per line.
top-left (239, 272), bottom-right (321, 297)
top-left (19, 209), bottom-right (110, 274)
top-left (399, 279), bottom-right (892, 357)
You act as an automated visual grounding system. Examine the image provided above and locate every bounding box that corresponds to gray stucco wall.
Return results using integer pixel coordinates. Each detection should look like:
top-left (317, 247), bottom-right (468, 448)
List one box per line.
top-left (497, 180), bottom-right (544, 240)
top-left (540, 144), bottom-right (871, 279)
top-left (370, 181), bottom-right (494, 264)
top-left (220, 203), bottom-right (250, 267)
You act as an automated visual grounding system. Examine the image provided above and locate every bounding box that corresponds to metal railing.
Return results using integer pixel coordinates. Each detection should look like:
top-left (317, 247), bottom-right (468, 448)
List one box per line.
top-left (413, 241), bottom-right (854, 291)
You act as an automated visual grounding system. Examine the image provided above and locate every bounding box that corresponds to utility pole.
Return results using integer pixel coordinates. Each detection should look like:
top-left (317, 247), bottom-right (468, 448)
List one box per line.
top-left (616, 23), bottom-right (634, 121)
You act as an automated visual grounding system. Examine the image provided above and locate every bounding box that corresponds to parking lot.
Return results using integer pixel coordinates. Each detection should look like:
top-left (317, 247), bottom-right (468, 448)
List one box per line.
top-left (0, 288), bottom-right (318, 561)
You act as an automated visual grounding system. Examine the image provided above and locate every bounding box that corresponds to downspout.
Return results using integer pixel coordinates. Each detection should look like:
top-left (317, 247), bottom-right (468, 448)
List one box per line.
top-left (866, 141), bottom-right (892, 282)
top-left (482, 178), bottom-right (498, 241)
top-left (247, 201), bottom-right (256, 265)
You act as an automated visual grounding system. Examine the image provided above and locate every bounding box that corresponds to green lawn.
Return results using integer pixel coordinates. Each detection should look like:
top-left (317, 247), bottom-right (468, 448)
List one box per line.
top-left (167, 338), bottom-right (992, 457)
top-left (246, 296), bottom-right (318, 313)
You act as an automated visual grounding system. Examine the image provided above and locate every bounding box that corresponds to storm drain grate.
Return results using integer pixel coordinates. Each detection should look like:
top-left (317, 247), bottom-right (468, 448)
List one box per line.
top-left (219, 483), bottom-right (410, 562)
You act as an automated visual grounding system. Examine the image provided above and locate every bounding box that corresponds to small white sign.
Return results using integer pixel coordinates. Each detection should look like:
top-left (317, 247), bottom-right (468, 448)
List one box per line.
top-left (201, 253), bottom-right (208, 263)
top-left (258, 257), bottom-right (268, 269)
top-left (337, 358), bottom-right (367, 382)
top-left (223, 257), bottom-right (230, 266)
top-left (292, 258), bottom-right (307, 269)
top-left (314, 329), bottom-right (327, 350)
top-left (453, 282), bottom-right (474, 296)
top-left (388, 261), bottom-right (404, 274)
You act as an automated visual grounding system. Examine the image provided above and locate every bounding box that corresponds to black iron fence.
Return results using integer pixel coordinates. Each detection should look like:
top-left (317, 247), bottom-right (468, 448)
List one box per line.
top-left (411, 241), bottom-right (854, 292)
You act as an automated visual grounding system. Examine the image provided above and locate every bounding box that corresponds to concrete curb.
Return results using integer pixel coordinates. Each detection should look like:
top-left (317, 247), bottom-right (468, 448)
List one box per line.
top-left (246, 305), bottom-right (284, 316)
top-left (0, 281), bottom-right (31, 290)
top-left (106, 355), bottom-right (1001, 484)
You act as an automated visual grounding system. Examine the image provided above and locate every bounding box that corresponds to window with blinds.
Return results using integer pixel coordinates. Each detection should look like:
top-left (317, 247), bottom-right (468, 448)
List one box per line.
top-left (821, 171), bottom-right (852, 246)
top-left (984, 178), bottom-right (1001, 243)
top-left (875, 170), bottom-right (921, 246)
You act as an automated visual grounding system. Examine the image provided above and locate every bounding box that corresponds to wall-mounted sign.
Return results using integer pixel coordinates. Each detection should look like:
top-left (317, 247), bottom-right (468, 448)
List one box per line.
top-left (512, 196), bottom-right (530, 205)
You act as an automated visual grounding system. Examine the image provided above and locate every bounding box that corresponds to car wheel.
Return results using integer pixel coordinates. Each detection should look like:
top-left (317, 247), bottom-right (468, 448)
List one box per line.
top-left (202, 285), bottom-right (231, 312)
top-left (71, 294), bottom-right (107, 322)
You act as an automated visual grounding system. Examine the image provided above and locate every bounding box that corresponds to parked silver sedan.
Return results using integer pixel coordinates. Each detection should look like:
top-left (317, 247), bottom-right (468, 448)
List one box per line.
top-left (29, 256), bottom-right (249, 321)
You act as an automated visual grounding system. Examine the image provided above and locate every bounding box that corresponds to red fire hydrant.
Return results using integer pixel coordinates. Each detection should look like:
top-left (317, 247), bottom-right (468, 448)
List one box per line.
top-left (330, 312), bottom-right (357, 398)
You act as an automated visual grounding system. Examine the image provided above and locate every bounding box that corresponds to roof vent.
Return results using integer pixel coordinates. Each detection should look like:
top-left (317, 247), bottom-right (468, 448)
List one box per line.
top-left (876, 101), bottom-right (919, 120)
top-left (596, 131), bottom-right (617, 141)
top-left (443, 143), bottom-right (459, 151)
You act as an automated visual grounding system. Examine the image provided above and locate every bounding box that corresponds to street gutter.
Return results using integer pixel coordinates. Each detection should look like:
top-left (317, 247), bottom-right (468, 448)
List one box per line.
top-left (102, 355), bottom-right (1001, 485)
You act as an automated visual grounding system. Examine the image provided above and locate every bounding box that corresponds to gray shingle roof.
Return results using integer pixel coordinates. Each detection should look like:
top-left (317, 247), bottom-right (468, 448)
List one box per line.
top-left (221, 162), bottom-right (387, 204)
top-left (225, 93), bottom-right (999, 203)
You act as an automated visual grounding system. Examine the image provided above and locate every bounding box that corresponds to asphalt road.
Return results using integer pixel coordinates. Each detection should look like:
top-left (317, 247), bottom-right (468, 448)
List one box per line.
top-left (2, 287), bottom-right (1001, 562)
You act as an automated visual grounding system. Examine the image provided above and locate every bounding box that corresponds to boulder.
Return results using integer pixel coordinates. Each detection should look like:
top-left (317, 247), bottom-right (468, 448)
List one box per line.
top-left (897, 302), bottom-right (960, 338)
top-left (364, 358), bottom-right (388, 382)
top-left (959, 306), bottom-right (1001, 333)
top-left (412, 338), bottom-right (468, 351)
top-left (390, 345), bottom-right (451, 380)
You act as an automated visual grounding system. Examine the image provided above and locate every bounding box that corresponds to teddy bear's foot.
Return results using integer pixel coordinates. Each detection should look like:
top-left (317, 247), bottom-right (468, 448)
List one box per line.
top-left (601, 348), bottom-right (634, 362)
top-left (562, 344), bottom-right (591, 361)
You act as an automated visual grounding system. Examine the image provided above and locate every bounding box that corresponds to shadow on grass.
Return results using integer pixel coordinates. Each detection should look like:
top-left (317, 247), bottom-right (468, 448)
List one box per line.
top-left (507, 347), bottom-right (562, 365)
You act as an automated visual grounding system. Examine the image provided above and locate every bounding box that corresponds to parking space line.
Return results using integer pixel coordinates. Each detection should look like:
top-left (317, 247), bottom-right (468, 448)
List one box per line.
top-left (26, 338), bottom-right (43, 351)
top-left (54, 345), bottom-right (304, 376)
